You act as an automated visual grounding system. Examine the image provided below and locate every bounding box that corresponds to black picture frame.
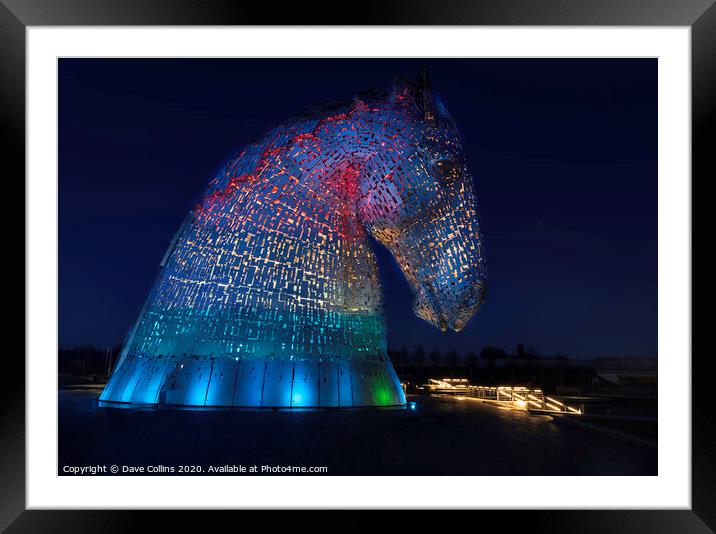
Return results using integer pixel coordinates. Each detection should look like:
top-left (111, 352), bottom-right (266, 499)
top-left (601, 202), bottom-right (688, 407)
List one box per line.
top-left (2, 0), bottom-right (708, 529)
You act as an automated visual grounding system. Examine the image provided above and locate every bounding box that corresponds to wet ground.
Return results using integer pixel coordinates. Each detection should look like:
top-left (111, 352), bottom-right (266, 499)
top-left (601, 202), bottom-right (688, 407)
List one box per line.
top-left (59, 390), bottom-right (657, 475)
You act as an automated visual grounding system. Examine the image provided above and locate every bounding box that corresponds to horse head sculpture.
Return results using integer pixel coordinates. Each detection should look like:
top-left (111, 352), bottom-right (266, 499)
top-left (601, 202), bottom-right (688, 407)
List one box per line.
top-left (99, 68), bottom-right (486, 409)
top-left (359, 68), bottom-right (487, 332)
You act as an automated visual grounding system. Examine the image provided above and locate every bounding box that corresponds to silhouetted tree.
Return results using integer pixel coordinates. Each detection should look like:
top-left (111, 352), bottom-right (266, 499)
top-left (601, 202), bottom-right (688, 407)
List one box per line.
top-left (59, 345), bottom-right (124, 384)
top-left (429, 348), bottom-right (442, 376)
top-left (480, 346), bottom-right (508, 360)
top-left (413, 344), bottom-right (427, 367)
top-left (467, 350), bottom-right (478, 383)
top-left (447, 349), bottom-right (459, 378)
top-left (398, 345), bottom-right (409, 366)
top-left (387, 348), bottom-right (400, 365)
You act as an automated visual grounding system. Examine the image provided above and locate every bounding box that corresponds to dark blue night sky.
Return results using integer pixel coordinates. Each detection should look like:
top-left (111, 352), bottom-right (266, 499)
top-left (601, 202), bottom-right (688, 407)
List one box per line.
top-left (59, 58), bottom-right (657, 358)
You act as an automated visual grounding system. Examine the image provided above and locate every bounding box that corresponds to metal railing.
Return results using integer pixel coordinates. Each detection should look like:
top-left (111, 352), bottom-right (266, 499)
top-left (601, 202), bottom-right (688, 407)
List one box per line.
top-left (423, 379), bottom-right (581, 414)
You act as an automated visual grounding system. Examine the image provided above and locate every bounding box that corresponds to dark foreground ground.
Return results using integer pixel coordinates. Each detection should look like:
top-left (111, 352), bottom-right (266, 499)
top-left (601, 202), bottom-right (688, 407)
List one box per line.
top-left (59, 390), bottom-right (656, 476)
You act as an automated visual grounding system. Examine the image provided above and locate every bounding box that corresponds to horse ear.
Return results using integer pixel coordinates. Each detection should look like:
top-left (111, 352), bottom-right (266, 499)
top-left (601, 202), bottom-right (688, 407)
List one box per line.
top-left (390, 76), bottom-right (412, 104)
top-left (414, 66), bottom-right (438, 121)
top-left (352, 96), bottom-right (369, 112)
top-left (392, 75), bottom-right (411, 92)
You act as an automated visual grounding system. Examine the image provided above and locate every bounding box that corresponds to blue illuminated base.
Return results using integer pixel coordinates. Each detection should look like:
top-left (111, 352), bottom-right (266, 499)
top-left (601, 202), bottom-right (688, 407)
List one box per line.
top-left (98, 356), bottom-right (406, 409)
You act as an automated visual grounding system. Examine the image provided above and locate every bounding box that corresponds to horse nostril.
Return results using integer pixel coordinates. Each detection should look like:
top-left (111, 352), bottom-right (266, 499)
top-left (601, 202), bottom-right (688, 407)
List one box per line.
top-left (463, 282), bottom-right (487, 308)
top-left (438, 317), bottom-right (448, 332)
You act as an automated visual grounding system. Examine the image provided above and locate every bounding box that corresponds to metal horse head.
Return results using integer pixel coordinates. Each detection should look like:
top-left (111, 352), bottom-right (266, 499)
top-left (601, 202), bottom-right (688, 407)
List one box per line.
top-left (358, 68), bottom-right (487, 332)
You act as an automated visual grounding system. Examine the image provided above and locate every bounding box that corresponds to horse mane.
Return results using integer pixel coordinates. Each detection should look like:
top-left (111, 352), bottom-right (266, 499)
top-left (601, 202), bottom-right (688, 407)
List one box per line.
top-left (218, 88), bottom-right (397, 182)
top-left (265, 87), bottom-right (395, 143)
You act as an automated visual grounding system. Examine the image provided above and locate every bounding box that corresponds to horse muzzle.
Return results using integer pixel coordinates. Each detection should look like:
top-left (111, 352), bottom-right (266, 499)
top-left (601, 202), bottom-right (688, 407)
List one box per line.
top-left (413, 278), bottom-right (487, 332)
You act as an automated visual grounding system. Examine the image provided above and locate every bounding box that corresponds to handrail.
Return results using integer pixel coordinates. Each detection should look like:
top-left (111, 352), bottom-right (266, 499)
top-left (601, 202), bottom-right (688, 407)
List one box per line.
top-left (423, 380), bottom-right (582, 414)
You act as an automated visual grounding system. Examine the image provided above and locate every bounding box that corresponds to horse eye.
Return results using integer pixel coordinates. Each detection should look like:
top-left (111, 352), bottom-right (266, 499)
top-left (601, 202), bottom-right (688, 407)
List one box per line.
top-left (435, 159), bottom-right (460, 179)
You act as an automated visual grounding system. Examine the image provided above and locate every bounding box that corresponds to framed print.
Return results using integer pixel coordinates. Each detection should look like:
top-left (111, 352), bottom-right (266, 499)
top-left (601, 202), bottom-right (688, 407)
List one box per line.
top-left (2, 0), bottom-right (710, 529)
